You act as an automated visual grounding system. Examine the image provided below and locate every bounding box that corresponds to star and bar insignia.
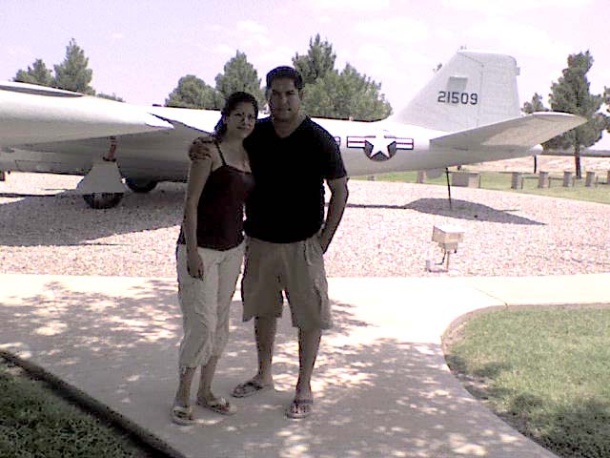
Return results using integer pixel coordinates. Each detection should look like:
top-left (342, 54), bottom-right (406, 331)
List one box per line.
top-left (347, 133), bottom-right (414, 161)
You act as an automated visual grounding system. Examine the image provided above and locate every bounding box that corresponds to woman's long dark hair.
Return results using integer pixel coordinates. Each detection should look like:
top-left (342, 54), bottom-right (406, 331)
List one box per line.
top-left (214, 92), bottom-right (259, 140)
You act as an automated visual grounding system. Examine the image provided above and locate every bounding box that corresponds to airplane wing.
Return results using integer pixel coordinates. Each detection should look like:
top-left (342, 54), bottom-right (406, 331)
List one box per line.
top-left (430, 112), bottom-right (586, 150)
top-left (0, 81), bottom-right (174, 147)
top-left (0, 82), bottom-right (221, 184)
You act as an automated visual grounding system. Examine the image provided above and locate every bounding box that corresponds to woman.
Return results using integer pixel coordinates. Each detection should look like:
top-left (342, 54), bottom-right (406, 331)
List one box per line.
top-left (172, 92), bottom-right (257, 425)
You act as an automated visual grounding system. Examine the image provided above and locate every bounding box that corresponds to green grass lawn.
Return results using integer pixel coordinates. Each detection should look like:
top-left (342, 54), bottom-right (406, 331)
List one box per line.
top-left (444, 306), bottom-right (610, 458)
top-left (0, 358), bottom-right (155, 458)
top-left (374, 169), bottom-right (610, 456)
top-left (359, 170), bottom-right (610, 204)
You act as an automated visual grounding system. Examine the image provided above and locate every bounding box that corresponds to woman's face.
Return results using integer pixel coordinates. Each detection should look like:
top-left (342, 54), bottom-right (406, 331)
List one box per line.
top-left (224, 102), bottom-right (257, 139)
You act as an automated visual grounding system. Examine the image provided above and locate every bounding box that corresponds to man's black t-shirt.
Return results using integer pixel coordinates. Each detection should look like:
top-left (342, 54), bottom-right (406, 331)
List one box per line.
top-left (244, 117), bottom-right (347, 243)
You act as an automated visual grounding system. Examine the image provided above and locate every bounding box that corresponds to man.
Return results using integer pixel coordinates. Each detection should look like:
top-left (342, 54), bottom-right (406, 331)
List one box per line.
top-left (193, 66), bottom-right (349, 419)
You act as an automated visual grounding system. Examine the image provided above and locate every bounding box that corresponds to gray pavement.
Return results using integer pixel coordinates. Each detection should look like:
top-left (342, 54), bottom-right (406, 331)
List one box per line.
top-left (1, 272), bottom-right (610, 458)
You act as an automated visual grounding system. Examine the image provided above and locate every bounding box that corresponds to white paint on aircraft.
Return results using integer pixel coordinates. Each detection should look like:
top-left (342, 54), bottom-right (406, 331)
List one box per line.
top-left (0, 50), bottom-right (586, 208)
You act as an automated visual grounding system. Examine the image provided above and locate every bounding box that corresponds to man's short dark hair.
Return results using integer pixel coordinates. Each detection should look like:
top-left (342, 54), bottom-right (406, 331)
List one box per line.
top-left (266, 66), bottom-right (304, 91)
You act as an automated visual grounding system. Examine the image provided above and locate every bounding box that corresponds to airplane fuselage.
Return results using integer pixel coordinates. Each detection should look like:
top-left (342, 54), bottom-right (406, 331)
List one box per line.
top-left (0, 103), bottom-right (532, 181)
top-left (0, 50), bottom-right (585, 204)
top-left (315, 118), bottom-right (533, 176)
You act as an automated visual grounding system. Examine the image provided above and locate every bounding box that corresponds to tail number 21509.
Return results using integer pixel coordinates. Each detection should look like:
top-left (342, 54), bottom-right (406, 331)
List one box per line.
top-left (437, 91), bottom-right (478, 105)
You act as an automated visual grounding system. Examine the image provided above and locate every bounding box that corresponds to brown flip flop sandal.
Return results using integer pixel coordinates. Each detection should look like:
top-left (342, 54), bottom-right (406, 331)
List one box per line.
top-left (232, 379), bottom-right (273, 398)
top-left (286, 399), bottom-right (314, 419)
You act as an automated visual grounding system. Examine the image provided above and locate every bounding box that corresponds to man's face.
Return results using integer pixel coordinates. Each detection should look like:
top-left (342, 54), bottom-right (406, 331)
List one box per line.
top-left (267, 78), bottom-right (302, 122)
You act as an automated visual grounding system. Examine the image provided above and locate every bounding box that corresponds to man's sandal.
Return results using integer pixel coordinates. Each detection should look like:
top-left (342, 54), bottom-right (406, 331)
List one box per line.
top-left (286, 399), bottom-right (314, 420)
top-left (231, 379), bottom-right (273, 398)
top-left (197, 396), bottom-right (237, 416)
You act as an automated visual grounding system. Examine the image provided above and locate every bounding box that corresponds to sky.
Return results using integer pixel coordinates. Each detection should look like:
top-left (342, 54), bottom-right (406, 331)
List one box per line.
top-left (2, 0), bottom-right (609, 144)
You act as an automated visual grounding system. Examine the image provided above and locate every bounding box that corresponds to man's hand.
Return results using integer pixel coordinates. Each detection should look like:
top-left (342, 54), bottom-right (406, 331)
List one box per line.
top-left (318, 230), bottom-right (332, 254)
top-left (319, 176), bottom-right (349, 254)
top-left (188, 136), bottom-right (215, 162)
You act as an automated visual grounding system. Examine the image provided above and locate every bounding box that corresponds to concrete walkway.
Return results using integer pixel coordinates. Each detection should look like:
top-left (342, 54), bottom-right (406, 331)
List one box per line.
top-left (1, 273), bottom-right (609, 458)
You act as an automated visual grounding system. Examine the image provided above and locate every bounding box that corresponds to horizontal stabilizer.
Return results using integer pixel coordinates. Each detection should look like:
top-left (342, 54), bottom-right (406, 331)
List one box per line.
top-left (430, 112), bottom-right (586, 150)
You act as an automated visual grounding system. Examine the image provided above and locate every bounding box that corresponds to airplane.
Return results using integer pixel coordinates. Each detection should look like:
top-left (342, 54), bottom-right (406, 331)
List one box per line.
top-left (0, 50), bottom-right (585, 209)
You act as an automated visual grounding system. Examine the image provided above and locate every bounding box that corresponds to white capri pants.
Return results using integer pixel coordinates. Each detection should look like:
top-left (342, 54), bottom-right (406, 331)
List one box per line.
top-left (176, 242), bottom-right (244, 370)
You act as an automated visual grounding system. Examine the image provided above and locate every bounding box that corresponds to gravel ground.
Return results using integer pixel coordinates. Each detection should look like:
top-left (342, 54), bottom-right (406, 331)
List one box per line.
top-left (1, 159), bottom-right (609, 278)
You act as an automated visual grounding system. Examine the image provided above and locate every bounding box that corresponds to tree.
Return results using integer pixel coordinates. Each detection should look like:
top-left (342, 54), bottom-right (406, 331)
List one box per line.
top-left (522, 92), bottom-right (551, 172)
top-left (547, 51), bottom-right (605, 178)
top-left (604, 87), bottom-right (610, 133)
top-left (340, 64), bottom-right (392, 120)
top-left (299, 70), bottom-right (340, 118)
top-left (300, 64), bottom-right (392, 121)
top-left (214, 51), bottom-right (264, 104)
top-left (13, 59), bottom-right (54, 86)
top-left (293, 36), bottom-right (392, 121)
top-left (13, 40), bottom-right (125, 97)
top-left (165, 75), bottom-right (222, 109)
top-left (53, 39), bottom-right (95, 95)
top-left (293, 34), bottom-right (336, 85)
top-left (522, 92), bottom-right (548, 114)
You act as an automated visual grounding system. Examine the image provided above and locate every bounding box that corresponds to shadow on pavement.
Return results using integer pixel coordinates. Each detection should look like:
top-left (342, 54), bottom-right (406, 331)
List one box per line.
top-left (0, 278), bottom-right (551, 457)
top-left (347, 198), bottom-right (543, 224)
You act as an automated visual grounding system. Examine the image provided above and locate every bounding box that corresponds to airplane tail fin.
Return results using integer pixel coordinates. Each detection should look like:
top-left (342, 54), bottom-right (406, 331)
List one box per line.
top-left (391, 50), bottom-right (521, 132)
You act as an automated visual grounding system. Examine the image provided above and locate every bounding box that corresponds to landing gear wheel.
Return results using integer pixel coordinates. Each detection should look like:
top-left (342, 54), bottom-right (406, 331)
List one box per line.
top-left (82, 192), bottom-right (124, 209)
top-left (125, 178), bottom-right (158, 193)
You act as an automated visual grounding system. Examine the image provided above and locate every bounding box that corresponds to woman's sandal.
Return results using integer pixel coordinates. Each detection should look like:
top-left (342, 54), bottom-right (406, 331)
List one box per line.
top-left (171, 404), bottom-right (195, 425)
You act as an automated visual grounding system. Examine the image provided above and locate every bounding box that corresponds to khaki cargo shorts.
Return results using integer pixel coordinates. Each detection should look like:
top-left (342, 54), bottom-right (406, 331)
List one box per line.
top-left (241, 236), bottom-right (331, 330)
